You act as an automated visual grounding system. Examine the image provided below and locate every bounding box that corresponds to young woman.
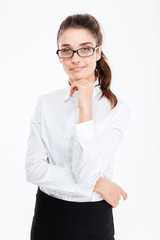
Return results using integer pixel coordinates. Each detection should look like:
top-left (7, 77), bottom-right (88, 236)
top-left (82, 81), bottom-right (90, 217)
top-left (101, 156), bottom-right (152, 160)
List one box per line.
top-left (25, 13), bottom-right (131, 240)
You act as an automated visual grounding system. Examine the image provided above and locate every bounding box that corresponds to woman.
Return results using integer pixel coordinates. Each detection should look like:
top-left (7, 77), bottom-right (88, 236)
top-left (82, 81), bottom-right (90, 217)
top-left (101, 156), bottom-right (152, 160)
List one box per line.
top-left (25, 13), bottom-right (131, 240)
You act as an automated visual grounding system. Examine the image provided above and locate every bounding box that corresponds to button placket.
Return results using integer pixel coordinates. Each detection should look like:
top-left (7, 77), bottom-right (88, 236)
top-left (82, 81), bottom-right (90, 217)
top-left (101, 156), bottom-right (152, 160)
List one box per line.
top-left (62, 101), bottom-right (79, 168)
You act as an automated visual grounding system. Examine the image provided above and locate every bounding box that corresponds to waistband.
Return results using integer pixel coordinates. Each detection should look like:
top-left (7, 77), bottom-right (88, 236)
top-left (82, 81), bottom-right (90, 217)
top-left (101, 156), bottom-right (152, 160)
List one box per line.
top-left (36, 187), bottom-right (111, 212)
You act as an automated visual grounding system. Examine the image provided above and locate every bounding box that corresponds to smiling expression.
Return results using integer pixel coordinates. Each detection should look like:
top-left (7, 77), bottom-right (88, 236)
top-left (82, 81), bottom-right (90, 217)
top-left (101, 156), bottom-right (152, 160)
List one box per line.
top-left (58, 28), bottom-right (102, 84)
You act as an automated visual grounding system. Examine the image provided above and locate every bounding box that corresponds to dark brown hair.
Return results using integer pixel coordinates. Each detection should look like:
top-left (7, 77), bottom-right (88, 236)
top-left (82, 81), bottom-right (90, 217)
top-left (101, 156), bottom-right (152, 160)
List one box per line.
top-left (57, 13), bottom-right (118, 109)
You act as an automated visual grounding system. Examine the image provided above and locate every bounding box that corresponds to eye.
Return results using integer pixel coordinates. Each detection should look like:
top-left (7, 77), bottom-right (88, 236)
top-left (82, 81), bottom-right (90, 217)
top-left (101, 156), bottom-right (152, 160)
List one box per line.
top-left (61, 48), bottom-right (72, 52)
top-left (82, 47), bottom-right (91, 51)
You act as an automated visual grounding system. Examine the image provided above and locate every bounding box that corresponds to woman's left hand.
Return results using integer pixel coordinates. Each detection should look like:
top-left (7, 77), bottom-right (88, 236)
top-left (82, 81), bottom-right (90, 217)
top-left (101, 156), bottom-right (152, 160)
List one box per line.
top-left (69, 79), bottom-right (94, 110)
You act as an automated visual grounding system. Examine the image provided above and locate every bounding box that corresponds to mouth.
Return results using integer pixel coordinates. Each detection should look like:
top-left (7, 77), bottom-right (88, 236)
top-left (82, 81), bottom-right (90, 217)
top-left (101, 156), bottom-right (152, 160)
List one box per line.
top-left (70, 66), bottom-right (86, 72)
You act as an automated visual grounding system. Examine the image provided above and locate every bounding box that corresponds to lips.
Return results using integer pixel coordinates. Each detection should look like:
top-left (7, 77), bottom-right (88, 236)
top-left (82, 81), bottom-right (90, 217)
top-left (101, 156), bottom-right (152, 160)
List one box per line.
top-left (71, 66), bottom-right (85, 71)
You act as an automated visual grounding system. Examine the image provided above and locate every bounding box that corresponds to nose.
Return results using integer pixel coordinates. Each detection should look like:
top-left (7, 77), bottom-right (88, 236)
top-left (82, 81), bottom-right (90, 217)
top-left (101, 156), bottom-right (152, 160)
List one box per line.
top-left (71, 51), bottom-right (81, 63)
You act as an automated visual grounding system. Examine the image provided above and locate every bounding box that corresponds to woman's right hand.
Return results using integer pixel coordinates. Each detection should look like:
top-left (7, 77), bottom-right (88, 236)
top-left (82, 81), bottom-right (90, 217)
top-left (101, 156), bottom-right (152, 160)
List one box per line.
top-left (93, 177), bottom-right (128, 208)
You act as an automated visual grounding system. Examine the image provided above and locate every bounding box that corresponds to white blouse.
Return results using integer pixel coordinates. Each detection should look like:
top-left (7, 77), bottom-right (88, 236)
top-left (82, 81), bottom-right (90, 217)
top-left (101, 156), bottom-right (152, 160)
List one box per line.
top-left (25, 78), bottom-right (131, 202)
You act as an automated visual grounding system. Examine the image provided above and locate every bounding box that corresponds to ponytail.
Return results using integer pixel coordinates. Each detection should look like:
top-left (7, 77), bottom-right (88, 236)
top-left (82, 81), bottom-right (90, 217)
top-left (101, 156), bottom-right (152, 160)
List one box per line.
top-left (95, 51), bottom-right (118, 109)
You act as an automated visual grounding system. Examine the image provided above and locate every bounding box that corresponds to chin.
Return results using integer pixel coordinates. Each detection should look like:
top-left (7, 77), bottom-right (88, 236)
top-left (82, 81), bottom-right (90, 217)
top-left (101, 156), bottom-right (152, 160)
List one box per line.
top-left (71, 74), bottom-right (87, 81)
top-left (69, 77), bottom-right (81, 81)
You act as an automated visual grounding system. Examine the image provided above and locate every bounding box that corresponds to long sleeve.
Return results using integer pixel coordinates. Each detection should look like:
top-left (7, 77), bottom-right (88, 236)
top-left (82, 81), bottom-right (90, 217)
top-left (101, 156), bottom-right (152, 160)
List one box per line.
top-left (71, 101), bottom-right (131, 196)
top-left (25, 96), bottom-right (82, 197)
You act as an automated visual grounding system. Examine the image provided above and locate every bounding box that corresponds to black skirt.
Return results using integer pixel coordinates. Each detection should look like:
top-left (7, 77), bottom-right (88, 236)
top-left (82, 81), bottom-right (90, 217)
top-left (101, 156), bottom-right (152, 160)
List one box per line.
top-left (30, 187), bottom-right (115, 240)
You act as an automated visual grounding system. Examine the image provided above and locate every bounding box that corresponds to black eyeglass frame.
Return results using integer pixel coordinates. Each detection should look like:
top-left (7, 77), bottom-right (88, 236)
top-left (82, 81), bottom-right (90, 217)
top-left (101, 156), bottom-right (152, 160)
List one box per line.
top-left (56, 45), bottom-right (99, 59)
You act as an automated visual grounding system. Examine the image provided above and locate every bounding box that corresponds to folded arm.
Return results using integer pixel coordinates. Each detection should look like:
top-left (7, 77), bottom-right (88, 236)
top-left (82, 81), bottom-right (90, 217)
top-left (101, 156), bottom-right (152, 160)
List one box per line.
top-left (25, 95), bottom-right (131, 200)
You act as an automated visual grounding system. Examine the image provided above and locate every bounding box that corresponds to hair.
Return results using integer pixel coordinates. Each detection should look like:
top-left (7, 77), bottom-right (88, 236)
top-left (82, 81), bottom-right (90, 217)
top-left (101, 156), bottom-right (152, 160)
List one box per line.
top-left (57, 13), bottom-right (118, 109)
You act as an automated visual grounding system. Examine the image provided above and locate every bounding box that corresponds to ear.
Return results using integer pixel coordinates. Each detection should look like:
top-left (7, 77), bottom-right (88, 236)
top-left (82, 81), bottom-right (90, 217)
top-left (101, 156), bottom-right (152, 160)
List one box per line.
top-left (96, 45), bottom-right (102, 62)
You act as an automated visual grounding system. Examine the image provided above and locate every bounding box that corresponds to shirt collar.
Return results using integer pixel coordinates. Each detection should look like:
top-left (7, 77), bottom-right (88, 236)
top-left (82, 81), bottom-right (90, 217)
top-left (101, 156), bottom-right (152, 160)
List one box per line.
top-left (64, 78), bottom-right (102, 102)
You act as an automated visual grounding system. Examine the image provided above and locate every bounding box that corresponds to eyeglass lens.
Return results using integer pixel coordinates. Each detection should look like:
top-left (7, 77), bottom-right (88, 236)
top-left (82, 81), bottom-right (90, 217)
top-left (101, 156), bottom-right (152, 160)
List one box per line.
top-left (58, 47), bottom-right (94, 58)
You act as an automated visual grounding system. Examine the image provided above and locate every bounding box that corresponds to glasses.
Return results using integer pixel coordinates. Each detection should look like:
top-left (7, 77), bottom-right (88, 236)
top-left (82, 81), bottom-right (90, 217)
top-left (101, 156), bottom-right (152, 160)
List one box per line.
top-left (56, 45), bottom-right (99, 59)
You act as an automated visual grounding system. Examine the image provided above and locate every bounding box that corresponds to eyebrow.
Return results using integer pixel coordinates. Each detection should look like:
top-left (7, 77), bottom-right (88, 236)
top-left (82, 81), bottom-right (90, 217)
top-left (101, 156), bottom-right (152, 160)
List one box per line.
top-left (60, 42), bottom-right (94, 48)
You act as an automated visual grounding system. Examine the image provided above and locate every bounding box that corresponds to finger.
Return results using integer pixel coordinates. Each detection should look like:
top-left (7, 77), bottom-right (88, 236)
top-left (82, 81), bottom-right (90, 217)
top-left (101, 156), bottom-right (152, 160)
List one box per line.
top-left (70, 80), bottom-right (87, 88)
top-left (120, 188), bottom-right (128, 200)
top-left (69, 86), bottom-right (77, 97)
top-left (69, 88), bottom-right (75, 97)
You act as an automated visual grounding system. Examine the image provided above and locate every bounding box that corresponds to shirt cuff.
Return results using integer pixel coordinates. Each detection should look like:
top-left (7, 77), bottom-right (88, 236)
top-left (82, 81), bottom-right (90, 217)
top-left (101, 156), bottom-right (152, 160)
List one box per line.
top-left (75, 119), bottom-right (96, 142)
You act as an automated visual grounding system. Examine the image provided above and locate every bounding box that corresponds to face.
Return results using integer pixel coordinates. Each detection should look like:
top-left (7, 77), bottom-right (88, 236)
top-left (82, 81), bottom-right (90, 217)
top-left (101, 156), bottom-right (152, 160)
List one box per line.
top-left (57, 28), bottom-right (102, 84)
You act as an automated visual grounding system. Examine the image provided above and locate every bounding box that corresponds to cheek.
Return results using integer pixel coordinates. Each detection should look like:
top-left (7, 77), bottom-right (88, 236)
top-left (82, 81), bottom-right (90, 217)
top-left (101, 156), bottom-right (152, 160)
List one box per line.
top-left (61, 61), bottom-right (70, 72)
top-left (87, 58), bottom-right (97, 70)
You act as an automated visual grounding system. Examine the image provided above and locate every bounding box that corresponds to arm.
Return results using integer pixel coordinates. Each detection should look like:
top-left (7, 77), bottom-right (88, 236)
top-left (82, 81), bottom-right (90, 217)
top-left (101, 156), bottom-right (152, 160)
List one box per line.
top-left (71, 100), bottom-right (131, 199)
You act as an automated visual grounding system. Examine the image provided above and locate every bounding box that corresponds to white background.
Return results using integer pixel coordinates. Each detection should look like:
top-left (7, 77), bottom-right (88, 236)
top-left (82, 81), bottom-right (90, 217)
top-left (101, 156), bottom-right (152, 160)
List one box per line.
top-left (0, 0), bottom-right (160, 239)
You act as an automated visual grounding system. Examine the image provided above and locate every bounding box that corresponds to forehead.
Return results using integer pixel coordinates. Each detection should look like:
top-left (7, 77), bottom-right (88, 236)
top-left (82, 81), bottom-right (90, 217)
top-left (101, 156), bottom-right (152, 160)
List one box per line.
top-left (59, 28), bottom-right (96, 48)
